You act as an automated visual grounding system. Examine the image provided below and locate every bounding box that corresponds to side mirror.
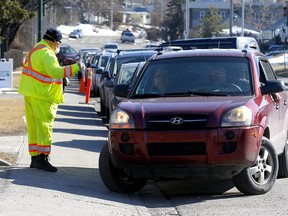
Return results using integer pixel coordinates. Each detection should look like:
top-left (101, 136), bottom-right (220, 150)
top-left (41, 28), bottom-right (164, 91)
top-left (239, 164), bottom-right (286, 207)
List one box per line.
top-left (105, 80), bottom-right (115, 88)
top-left (113, 84), bottom-right (130, 98)
top-left (101, 71), bottom-right (109, 80)
top-left (261, 80), bottom-right (285, 95)
top-left (90, 64), bottom-right (97, 69)
top-left (96, 68), bottom-right (103, 74)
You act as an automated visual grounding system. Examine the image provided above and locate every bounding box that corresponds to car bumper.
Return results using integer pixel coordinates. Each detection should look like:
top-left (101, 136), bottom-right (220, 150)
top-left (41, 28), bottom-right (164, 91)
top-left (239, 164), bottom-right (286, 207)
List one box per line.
top-left (109, 126), bottom-right (263, 179)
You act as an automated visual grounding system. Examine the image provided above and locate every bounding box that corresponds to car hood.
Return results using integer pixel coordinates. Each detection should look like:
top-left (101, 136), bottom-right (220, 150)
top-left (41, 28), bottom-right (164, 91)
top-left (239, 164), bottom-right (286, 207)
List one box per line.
top-left (118, 96), bottom-right (254, 127)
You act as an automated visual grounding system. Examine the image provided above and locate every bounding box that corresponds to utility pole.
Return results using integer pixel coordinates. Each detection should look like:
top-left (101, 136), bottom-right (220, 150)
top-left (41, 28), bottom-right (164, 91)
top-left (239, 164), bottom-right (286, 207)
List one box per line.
top-left (241, 0), bottom-right (244, 36)
top-left (38, 0), bottom-right (43, 42)
top-left (229, 0), bottom-right (233, 36)
top-left (110, 0), bottom-right (114, 30)
top-left (160, 0), bottom-right (163, 40)
top-left (184, 0), bottom-right (189, 39)
top-left (286, 1), bottom-right (288, 27)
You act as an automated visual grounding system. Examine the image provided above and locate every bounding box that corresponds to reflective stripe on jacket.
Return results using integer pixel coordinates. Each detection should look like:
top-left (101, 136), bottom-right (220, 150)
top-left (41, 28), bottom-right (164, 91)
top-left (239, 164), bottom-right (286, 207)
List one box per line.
top-left (18, 39), bottom-right (80, 103)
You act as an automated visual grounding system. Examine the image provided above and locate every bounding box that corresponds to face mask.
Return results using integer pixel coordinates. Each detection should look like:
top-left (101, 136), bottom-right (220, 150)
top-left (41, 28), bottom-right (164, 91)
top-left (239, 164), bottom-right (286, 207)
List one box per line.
top-left (54, 47), bottom-right (60, 54)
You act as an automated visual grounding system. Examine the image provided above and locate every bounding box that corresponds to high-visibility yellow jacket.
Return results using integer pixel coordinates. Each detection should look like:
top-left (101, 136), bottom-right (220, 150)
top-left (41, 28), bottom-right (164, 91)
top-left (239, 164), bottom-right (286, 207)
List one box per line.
top-left (18, 39), bottom-right (80, 104)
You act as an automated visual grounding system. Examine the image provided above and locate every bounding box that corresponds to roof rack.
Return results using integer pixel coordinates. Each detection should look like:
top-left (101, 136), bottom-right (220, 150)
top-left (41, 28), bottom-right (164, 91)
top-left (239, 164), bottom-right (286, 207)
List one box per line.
top-left (116, 48), bottom-right (160, 54)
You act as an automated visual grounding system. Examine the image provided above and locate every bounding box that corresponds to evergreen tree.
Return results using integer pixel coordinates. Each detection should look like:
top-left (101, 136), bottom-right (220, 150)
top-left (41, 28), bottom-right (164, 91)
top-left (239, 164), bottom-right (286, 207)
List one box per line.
top-left (163, 0), bottom-right (184, 40)
top-left (0, 0), bottom-right (35, 54)
top-left (200, 7), bottom-right (225, 37)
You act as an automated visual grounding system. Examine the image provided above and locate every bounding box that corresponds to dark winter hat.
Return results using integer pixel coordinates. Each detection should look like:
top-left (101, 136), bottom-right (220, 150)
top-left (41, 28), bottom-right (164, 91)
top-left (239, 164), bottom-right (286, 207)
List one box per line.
top-left (43, 28), bottom-right (62, 43)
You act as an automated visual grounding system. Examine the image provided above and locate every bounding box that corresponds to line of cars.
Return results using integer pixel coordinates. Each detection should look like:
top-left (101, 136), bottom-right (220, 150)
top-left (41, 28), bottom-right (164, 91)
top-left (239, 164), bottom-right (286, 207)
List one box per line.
top-left (59, 37), bottom-right (288, 196)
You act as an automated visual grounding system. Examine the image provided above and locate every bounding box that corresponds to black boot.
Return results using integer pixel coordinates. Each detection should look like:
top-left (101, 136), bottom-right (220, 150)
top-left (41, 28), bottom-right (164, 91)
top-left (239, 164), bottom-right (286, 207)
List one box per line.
top-left (34, 154), bottom-right (58, 172)
top-left (30, 156), bottom-right (38, 168)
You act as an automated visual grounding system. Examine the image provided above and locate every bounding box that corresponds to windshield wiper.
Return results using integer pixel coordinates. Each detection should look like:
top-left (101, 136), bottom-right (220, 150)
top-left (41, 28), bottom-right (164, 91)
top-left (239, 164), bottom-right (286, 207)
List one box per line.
top-left (188, 91), bottom-right (229, 96)
top-left (130, 91), bottom-right (229, 99)
top-left (130, 93), bottom-right (166, 98)
top-left (164, 91), bottom-right (229, 97)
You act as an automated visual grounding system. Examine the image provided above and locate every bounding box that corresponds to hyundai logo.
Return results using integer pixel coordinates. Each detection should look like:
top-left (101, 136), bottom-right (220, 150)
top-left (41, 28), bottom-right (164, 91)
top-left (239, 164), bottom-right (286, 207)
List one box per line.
top-left (170, 117), bottom-right (184, 125)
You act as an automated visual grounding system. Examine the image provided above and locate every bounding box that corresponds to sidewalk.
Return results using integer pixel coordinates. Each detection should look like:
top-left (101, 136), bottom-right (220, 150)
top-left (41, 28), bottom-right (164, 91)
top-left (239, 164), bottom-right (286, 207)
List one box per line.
top-left (0, 77), bottom-right (108, 166)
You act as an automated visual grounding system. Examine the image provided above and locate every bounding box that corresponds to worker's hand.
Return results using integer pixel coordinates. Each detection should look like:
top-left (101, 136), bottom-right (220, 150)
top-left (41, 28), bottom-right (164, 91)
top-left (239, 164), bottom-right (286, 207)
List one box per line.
top-left (78, 62), bottom-right (86, 70)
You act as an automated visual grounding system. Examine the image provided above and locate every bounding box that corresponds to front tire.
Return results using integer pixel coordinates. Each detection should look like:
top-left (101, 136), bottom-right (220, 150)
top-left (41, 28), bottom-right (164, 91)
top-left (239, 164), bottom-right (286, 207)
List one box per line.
top-left (232, 137), bottom-right (278, 195)
top-left (99, 143), bottom-right (147, 194)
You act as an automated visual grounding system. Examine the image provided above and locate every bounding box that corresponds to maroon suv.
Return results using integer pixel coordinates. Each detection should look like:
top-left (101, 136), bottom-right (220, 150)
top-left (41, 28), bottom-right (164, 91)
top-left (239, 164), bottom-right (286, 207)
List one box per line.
top-left (99, 48), bottom-right (288, 195)
top-left (56, 44), bottom-right (79, 66)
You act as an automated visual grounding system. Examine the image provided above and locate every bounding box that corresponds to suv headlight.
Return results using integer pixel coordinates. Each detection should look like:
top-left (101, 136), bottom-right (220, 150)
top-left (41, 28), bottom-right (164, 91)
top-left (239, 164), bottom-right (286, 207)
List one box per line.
top-left (110, 108), bottom-right (135, 129)
top-left (221, 106), bottom-right (252, 127)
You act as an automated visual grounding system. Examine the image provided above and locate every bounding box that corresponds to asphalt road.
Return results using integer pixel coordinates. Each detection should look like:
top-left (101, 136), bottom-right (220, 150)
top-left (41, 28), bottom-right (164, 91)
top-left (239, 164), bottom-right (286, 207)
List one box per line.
top-left (1, 35), bottom-right (288, 215)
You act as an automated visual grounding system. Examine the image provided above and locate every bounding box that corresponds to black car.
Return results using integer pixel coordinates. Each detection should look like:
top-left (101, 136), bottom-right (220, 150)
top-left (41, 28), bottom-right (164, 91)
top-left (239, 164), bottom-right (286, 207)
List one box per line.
top-left (99, 49), bottom-right (157, 117)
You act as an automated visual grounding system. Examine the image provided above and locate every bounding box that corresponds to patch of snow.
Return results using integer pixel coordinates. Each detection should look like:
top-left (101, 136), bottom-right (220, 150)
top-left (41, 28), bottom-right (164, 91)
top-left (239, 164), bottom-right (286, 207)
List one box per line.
top-left (57, 24), bottom-right (120, 37)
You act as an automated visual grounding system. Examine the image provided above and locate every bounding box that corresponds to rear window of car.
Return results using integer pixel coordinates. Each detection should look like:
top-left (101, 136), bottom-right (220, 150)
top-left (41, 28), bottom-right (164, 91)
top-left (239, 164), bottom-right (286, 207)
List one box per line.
top-left (104, 44), bottom-right (118, 49)
top-left (133, 57), bottom-right (253, 97)
top-left (124, 32), bottom-right (134, 36)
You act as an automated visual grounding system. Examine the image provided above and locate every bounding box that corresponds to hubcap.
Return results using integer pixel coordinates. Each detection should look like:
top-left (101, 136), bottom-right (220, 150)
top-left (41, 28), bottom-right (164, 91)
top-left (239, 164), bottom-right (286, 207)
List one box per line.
top-left (249, 147), bottom-right (273, 185)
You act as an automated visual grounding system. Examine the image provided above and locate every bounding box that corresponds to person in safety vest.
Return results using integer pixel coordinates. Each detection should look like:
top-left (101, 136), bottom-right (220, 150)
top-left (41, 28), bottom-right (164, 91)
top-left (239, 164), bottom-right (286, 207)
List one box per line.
top-left (18, 28), bottom-right (86, 172)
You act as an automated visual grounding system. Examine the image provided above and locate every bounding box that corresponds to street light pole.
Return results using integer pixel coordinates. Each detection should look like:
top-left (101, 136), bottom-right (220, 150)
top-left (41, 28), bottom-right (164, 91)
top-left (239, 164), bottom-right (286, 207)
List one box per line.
top-left (241, 0), bottom-right (244, 36)
top-left (184, 0), bottom-right (189, 39)
top-left (110, 0), bottom-right (114, 30)
top-left (229, 0), bottom-right (233, 36)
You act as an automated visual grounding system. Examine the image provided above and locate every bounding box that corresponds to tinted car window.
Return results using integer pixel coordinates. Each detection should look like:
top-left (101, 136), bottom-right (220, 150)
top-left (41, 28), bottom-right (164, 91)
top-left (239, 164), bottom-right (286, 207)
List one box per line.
top-left (133, 57), bottom-right (252, 96)
top-left (104, 44), bottom-right (118, 49)
top-left (113, 56), bottom-right (152, 77)
top-left (260, 60), bottom-right (277, 81)
top-left (98, 56), bottom-right (109, 68)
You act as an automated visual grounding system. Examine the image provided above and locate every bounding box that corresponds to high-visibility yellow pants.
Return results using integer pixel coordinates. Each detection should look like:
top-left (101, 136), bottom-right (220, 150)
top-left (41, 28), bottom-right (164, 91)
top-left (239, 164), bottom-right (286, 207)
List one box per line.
top-left (24, 96), bottom-right (58, 156)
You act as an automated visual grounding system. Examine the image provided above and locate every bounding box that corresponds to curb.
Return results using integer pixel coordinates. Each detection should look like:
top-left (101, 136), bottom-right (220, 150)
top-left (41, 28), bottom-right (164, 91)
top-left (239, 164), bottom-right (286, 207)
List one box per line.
top-left (0, 159), bottom-right (12, 166)
top-left (0, 135), bottom-right (26, 167)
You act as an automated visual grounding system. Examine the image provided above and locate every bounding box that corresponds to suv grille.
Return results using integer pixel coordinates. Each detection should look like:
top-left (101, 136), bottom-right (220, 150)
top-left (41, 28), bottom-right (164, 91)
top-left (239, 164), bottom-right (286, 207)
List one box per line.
top-left (148, 114), bottom-right (207, 130)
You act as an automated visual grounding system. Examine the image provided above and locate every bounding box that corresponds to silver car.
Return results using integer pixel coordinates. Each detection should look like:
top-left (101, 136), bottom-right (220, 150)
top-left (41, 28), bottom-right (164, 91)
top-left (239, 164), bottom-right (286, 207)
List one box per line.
top-left (121, 32), bottom-right (135, 43)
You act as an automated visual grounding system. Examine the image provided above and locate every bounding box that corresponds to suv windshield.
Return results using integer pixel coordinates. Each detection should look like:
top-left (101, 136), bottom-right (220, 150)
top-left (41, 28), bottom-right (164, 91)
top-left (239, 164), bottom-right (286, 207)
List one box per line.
top-left (133, 57), bottom-right (253, 97)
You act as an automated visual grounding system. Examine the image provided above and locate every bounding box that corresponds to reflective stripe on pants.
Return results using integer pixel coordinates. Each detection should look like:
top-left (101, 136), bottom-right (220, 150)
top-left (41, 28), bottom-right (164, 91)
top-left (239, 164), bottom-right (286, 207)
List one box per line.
top-left (24, 96), bottom-right (58, 156)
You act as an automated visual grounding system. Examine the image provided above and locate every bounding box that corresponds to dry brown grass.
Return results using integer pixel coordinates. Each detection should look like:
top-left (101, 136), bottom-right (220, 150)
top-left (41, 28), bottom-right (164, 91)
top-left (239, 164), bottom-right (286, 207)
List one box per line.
top-left (0, 97), bottom-right (26, 136)
top-left (0, 69), bottom-right (27, 136)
